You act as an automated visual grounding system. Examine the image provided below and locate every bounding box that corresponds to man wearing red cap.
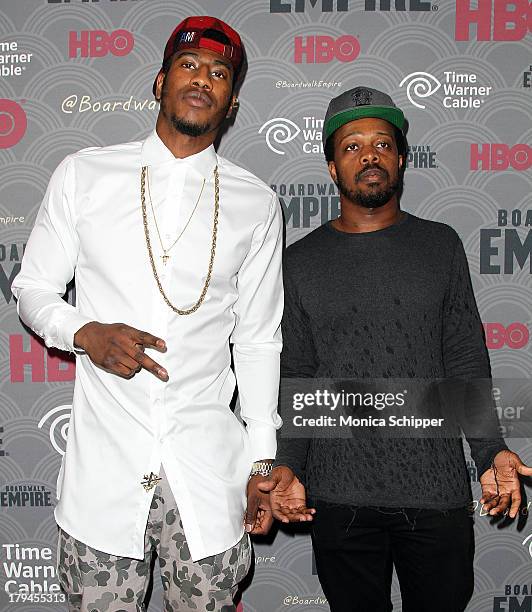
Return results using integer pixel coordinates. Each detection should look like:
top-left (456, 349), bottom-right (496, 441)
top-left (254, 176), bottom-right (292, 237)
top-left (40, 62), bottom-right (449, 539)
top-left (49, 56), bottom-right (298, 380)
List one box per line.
top-left (13, 16), bottom-right (281, 611)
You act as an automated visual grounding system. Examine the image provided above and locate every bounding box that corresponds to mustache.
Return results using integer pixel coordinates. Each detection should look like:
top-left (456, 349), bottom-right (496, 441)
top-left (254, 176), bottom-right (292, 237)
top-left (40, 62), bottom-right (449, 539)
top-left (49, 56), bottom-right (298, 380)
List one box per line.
top-left (355, 164), bottom-right (389, 182)
top-left (183, 88), bottom-right (214, 106)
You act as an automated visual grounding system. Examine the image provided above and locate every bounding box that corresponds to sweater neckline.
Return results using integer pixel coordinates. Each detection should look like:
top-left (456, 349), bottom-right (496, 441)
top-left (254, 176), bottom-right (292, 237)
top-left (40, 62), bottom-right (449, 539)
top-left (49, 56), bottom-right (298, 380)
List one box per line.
top-left (325, 211), bottom-right (411, 238)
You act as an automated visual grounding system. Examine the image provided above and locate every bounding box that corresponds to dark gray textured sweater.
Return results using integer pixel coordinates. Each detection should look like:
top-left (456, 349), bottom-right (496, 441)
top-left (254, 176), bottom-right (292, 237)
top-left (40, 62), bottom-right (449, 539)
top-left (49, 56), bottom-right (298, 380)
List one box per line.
top-left (274, 213), bottom-right (507, 508)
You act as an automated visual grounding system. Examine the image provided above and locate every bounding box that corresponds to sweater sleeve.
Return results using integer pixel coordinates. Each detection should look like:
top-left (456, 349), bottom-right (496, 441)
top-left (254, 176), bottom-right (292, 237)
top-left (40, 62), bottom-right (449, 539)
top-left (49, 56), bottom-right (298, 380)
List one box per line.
top-left (273, 259), bottom-right (318, 483)
top-left (441, 236), bottom-right (508, 478)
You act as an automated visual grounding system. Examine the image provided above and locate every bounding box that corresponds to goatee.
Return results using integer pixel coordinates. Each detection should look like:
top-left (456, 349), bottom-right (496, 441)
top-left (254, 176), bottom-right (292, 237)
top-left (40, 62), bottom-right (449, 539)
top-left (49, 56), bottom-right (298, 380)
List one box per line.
top-left (336, 167), bottom-right (400, 209)
top-left (169, 116), bottom-right (211, 137)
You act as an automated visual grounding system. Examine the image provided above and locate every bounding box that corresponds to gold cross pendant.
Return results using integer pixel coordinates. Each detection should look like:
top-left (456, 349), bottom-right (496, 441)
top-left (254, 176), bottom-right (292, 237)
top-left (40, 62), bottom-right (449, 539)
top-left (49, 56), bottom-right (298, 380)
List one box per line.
top-left (141, 472), bottom-right (162, 492)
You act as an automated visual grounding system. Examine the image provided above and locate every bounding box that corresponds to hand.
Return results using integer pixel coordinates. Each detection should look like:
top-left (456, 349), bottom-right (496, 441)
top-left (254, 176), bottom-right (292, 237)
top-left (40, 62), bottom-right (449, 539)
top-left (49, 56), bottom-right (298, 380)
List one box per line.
top-left (257, 466), bottom-right (315, 523)
top-left (74, 322), bottom-right (168, 381)
top-left (245, 475), bottom-right (274, 535)
top-left (480, 450), bottom-right (532, 518)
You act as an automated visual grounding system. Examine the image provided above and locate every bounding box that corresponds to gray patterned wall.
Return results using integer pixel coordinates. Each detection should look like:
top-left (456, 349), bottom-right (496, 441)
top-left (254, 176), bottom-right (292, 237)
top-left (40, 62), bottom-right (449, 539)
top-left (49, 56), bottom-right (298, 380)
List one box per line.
top-left (1, 1), bottom-right (531, 610)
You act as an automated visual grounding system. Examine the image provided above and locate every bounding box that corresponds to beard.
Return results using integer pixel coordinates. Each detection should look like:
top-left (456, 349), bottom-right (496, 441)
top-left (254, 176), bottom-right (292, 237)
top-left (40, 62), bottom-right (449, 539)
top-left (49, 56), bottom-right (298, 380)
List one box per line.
top-left (336, 165), bottom-right (401, 209)
top-left (168, 116), bottom-right (211, 137)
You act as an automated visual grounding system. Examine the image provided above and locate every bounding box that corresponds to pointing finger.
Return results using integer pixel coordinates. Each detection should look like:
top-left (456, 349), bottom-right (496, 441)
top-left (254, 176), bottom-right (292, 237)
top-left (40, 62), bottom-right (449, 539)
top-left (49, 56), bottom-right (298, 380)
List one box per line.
top-left (135, 329), bottom-right (166, 352)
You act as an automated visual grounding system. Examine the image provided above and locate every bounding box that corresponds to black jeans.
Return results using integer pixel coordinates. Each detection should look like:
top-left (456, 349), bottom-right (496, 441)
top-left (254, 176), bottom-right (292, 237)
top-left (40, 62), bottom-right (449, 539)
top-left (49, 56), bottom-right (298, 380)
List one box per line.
top-left (310, 500), bottom-right (475, 612)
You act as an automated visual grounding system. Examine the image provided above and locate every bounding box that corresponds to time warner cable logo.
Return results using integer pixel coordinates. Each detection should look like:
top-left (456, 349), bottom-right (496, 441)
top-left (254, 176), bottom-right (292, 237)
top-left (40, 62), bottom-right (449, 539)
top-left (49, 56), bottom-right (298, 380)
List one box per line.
top-left (400, 71), bottom-right (492, 109)
top-left (523, 534), bottom-right (532, 558)
top-left (259, 118), bottom-right (301, 155)
top-left (38, 405), bottom-right (71, 456)
top-left (400, 72), bottom-right (441, 108)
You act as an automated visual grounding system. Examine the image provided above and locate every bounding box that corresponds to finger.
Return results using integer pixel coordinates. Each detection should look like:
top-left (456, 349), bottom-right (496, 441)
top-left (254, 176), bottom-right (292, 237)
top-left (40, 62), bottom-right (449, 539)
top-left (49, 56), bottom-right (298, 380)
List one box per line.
top-left (278, 501), bottom-right (316, 513)
top-left (272, 471), bottom-right (295, 493)
top-left (129, 344), bottom-right (144, 373)
top-left (480, 490), bottom-right (498, 504)
top-left (482, 496), bottom-right (500, 512)
top-left (489, 493), bottom-right (511, 515)
top-left (250, 509), bottom-right (274, 535)
top-left (118, 354), bottom-right (143, 372)
top-left (257, 476), bottom-right (280, 493)
top-left (280, 503), bottom-right (315, 515)
top-left (279, 508), bottom-right (315, 522)
top-left (113, 363), bottom-right (136, 379)
top-left (516, 463), bottom-right (532, 477)
top-left (245, 495), bottom-right (260, 533)
top-left (279, 503), bottom-right (314, 518)
top-left (134, 329), bottom-right (167, 352)
top-left (127, 347), bottom-right (168, 381)
top-left (270, 504), bottom-right (290, 523)
top-left (509, 491), bottom-right (522, 518)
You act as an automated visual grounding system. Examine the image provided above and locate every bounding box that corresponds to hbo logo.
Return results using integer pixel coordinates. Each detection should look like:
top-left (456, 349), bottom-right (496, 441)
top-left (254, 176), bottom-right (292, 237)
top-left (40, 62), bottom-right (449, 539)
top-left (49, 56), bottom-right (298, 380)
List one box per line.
top-left (69, 30), bottom-right (134, 58)
top-left (484, 323), bottom-right (529, 350)
top-left (470, 144), bottom-right (531, 171)
top-left (294, 35), bottom-right (360, 63)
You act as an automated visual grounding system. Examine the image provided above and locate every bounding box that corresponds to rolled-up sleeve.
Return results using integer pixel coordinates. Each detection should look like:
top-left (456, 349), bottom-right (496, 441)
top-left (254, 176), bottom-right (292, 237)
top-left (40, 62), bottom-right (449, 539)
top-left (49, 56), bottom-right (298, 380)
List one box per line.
top-left (11, 154), bottom-right (93, 352)
top-left (231, 192), bottom-right (284, 461)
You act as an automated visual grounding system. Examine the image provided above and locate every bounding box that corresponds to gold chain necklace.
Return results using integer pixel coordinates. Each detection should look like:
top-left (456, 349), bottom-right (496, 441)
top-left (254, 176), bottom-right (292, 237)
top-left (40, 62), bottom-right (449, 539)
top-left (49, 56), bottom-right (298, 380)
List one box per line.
top-left (141, 165), bottom-right (219, 315)
top-left (146, 167), bottom-right (205, 265)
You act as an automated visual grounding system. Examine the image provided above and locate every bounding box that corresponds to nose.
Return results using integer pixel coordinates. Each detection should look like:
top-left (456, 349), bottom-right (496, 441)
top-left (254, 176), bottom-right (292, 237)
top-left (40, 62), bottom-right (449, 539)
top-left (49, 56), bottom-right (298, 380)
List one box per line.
top-left (191, 65), bottom-right (212, 90)
top-left (360, 146), bottom-right (380, 166)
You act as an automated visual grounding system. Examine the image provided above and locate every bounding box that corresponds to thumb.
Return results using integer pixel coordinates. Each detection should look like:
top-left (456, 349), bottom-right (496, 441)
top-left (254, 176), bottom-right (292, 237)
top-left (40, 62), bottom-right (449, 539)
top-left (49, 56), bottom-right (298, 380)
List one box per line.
top-left (257, 477), bottom-right (278, 493)
top-left (271, 467), bottom-right (296, 492)
top-left (516, 462), bottom-right (532, 477)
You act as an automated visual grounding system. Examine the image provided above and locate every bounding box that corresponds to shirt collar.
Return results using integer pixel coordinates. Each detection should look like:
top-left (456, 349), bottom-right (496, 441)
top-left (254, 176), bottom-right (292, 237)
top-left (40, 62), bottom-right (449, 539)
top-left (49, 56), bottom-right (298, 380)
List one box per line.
top-left (140, 129), bottom-right (218, 179)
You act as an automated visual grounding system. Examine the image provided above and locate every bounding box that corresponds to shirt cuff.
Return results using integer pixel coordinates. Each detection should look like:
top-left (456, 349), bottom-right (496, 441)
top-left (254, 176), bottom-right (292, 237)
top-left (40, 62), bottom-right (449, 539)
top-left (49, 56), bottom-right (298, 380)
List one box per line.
top-left (55, 311), bottom-right (95, 353)
top-left (246, 423), bottom-right (277, 462)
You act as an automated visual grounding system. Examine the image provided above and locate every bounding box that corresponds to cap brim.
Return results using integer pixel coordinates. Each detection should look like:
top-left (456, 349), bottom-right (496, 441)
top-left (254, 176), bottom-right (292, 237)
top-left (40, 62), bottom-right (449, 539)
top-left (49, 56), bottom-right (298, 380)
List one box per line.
top-left (324, 106), bottom-right (405, 141)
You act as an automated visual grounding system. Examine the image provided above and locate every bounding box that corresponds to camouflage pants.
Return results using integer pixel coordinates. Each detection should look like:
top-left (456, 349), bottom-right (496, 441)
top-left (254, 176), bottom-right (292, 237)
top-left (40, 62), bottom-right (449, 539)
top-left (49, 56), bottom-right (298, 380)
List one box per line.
top-left (57, 470), bottom-right (251, 611)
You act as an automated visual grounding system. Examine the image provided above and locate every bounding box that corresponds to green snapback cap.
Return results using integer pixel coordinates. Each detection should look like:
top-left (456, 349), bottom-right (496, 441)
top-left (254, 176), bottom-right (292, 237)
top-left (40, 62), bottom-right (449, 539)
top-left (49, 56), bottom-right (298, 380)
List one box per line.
top-left (323, 86), bottom-right (407, 142)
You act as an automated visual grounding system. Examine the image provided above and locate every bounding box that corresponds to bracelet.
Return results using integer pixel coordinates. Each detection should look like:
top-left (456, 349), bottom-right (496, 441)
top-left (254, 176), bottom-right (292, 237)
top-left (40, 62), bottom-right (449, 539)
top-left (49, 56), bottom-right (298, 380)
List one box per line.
top-left (249, 461), bottom-right (273, 478)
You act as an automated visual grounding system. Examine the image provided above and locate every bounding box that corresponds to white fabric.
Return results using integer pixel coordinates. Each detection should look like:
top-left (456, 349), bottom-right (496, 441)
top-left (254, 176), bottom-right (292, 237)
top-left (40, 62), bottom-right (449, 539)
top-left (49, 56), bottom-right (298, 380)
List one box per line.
top-left (12, 129), bottom-right (283, 561)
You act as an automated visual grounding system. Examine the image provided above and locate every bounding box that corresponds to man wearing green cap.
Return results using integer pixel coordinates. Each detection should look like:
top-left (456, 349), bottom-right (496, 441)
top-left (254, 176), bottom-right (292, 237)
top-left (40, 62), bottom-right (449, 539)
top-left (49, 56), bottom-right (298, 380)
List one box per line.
top-left (13, 15), bottom-right (282, 612)
top-left (259, 87), bottom-right (532, 611)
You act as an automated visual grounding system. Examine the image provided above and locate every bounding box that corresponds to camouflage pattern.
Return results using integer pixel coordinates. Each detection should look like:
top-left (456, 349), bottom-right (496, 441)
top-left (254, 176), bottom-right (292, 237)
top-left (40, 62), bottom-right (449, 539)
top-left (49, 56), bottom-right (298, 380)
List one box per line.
top-left (57, 469), bottom-right (251, 611)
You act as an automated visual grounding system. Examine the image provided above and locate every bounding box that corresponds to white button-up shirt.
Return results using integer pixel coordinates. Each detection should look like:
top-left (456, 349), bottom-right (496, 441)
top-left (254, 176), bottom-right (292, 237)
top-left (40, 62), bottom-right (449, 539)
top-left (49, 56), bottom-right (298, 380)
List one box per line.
top-left (12, 129), bottom-right (283, 561)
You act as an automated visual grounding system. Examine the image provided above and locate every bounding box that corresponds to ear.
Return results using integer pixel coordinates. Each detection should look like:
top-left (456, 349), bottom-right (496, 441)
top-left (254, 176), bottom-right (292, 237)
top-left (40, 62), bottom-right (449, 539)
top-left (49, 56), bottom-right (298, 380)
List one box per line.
top-left (398, 154), bottom-right (405, 170)
top-left (328, 160), bottom-right (338, 185)
top-left (226, 95), bottom-right (239, 119)
top-left (154, 71), bottom-right (165, 101)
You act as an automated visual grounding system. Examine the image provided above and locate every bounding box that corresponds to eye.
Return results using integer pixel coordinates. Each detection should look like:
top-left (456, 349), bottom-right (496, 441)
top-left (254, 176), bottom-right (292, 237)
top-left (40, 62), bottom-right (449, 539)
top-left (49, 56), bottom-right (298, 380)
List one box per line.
top-left (181, 61), bottom-right (196, 70)
top-left (377, 141), bottom-right (391, 149)
top-left (212, 70), bottom-right (227, 79)
top-left (345, 143), bottom-right (359, 151)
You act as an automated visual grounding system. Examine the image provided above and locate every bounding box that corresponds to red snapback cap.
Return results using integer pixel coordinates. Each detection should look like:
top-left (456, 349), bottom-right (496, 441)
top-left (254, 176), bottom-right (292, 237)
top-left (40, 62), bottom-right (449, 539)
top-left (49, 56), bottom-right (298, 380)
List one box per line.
top-left (153, 16), bottom-right (244, 95)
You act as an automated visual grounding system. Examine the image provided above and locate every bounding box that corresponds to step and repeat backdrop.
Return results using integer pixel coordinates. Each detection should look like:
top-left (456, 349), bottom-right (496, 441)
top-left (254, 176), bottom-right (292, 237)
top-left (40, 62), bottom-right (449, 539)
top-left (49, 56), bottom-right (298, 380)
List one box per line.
top-left (0, 0), bottom-right (531, 611)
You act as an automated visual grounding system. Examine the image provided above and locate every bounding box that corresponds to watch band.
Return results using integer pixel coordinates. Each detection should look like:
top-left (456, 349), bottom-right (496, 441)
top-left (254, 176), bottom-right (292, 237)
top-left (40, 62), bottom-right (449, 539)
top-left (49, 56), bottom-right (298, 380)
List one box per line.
top-left (249, 461), bottom-right (273, 478)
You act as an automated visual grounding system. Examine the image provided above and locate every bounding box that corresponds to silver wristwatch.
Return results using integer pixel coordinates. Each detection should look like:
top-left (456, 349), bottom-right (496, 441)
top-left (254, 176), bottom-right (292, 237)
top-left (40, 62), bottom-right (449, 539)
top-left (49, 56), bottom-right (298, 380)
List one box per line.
top-left (249, 461), bottom-right (273, 478)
